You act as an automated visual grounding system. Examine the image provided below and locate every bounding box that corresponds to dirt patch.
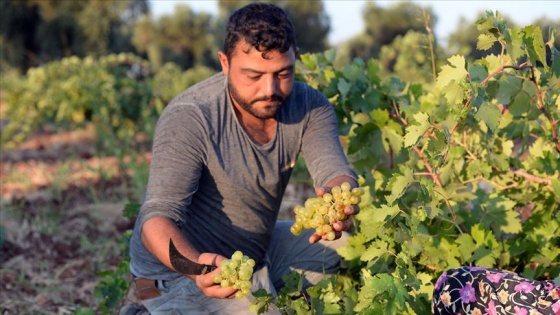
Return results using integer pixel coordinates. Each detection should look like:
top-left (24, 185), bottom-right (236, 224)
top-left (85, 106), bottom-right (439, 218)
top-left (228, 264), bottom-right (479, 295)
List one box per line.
top-left (1, 127), bottom-right (139, 313)
top-left (0, 126), bottom-right (311, 313)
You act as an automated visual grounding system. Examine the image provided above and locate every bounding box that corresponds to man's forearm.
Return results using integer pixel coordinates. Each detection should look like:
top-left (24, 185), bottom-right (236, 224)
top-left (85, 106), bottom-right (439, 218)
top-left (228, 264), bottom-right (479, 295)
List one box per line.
top-left (141, 217), bottom-right (201, 279)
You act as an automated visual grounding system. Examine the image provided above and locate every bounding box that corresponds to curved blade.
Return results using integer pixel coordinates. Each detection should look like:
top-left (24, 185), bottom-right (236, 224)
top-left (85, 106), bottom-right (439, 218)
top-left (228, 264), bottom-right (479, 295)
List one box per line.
top-left (169, 238), bottom-right (216, 275)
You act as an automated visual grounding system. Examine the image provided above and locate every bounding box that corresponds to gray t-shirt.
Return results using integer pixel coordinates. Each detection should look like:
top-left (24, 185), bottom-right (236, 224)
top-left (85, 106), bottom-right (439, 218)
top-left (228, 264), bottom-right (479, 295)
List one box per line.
top-left (129, 73), bottom-right (356, 279)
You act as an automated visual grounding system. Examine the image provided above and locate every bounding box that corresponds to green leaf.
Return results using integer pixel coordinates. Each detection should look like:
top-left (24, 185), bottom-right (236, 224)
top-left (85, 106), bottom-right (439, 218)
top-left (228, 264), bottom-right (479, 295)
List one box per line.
top-left (371, 204), bottom-right (401, 222)
top-left (386, 167), bottom-right (415, 205)
top-left (477, 33), bottom-right (497, 51)
top-left (337, 233), bottom-right (367, 261)
top-left (474, 102), bottom-right (501, 132)
top-left (436, 55), bottom-right (468, 89)
top-left (469, 224), bottom-right (500, 267)
top-left (469, 63), bottom-right (488, 83)
top-left (456, 234), bottom-right (476, 261)
top-left (361, 240), bottom-right (388, 262)
top-left (550, 45), bottom-right (560, 77)
top-left (299, 53), bottom-right (318, 71)
top-left (496, 75), bottom-right (523, 105)
top-left (466, 160), bottom-right (492, 178)
top-left (476, 11), bottom-right (496, 32)
top-left (481, 193), bottom-right (522, 235)
top-left (441, 81), bottom-right (465, 106)
top-left (404, 112), bottom-right (431, 147)
top-left (343, 63), bottom-right (363, 82)
top-left (508, 91), bottom-right (532, 117)
top-left (522, 25), bottom-right (548, 70)
top-left (506, 28), bottom-right (525, 62)
top-left (552, 179), bottom-right (560, 203)
top-left (337, 78), bottom-right (351, 97)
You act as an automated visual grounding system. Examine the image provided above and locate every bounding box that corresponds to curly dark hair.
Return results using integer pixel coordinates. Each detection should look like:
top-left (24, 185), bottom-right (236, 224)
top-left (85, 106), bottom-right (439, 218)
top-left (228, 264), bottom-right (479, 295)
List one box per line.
top-left (223, 2), bottom-right (297, 60)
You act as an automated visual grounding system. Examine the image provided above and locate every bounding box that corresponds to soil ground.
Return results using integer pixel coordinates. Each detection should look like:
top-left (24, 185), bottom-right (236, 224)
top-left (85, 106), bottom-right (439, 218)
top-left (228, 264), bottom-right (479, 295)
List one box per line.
top-left (0, 125), bottom-right (312, 314)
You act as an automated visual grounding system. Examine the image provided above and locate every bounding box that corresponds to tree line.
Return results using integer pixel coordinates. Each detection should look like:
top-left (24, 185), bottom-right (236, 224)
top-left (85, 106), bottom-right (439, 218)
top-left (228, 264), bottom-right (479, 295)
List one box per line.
top-left (1, 0), bottom-right (558, 81)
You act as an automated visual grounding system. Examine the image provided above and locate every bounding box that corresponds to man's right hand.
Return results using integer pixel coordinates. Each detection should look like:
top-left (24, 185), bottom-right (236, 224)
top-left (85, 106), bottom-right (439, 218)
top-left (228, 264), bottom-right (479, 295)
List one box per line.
top-left (194, 252), bottom-right (239, 299)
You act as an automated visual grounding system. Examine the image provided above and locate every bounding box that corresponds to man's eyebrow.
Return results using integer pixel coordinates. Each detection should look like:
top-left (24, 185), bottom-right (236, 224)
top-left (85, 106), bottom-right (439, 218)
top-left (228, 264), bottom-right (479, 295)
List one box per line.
top-left (240, 65), bottom-right (295, 74)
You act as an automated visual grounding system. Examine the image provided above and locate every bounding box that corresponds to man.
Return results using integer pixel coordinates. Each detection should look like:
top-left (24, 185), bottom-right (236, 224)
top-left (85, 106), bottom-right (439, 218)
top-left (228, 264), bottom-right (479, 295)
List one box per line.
top-left (126, 3), bottom-right (359, 314)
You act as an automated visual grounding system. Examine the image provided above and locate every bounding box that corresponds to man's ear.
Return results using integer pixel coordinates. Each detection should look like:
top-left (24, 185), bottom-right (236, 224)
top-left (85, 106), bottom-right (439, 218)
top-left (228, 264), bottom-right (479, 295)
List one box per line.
top-left (218, 51), bottom-right (229, 75)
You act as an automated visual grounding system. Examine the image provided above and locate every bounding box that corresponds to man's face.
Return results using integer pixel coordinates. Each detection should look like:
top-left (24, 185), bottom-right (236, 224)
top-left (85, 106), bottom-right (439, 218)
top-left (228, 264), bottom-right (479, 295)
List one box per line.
top-left (219, 41), bottom-right (296, 120)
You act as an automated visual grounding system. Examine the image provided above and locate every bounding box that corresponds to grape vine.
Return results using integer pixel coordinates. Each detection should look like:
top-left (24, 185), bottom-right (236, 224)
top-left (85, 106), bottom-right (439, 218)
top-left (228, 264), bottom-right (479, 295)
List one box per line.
top-left (252, 11), bottom-right (560, 315)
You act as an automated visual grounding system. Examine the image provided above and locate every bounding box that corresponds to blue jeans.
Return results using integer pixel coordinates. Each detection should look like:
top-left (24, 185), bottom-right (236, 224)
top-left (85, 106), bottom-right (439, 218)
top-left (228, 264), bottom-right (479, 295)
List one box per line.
top-left (141, 220), bottom-right (348, 315)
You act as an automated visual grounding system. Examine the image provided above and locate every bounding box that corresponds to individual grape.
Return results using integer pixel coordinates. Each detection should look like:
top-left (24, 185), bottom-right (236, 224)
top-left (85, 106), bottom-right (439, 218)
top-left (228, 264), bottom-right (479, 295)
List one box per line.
top-left (290, 182), bottom-right (363, 239)
top-left (231, 250), bottom-right (243, 261)
top-left (213, 251), bottom-right (256, 299)
top-left (331, 186), bottom-right (342, 195)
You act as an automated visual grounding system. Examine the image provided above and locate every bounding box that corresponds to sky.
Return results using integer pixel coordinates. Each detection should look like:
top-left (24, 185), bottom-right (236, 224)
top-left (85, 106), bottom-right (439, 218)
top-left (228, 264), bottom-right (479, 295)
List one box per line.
top-left (150, 0), bottom-right (560, 45)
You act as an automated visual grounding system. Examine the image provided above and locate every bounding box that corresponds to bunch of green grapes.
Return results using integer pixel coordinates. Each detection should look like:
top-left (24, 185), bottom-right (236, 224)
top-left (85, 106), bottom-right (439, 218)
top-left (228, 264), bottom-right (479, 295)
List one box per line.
top-left (213, 250), bottom-right (256, 299)
top-left (290, 182), bottom-right (362, 240)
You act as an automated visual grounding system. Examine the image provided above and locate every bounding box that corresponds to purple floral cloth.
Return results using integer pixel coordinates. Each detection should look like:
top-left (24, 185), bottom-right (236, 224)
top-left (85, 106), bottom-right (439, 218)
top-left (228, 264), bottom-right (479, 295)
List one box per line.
top-left (432, 266), bottom-right (560, 315)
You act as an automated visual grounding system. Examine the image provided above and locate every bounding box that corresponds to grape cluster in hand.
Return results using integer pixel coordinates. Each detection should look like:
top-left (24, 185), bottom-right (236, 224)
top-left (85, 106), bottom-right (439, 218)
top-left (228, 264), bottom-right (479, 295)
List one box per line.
top-left (290, 182), bottom-right (362, 240)
top-left (212, 251), bottom-right (256, 299)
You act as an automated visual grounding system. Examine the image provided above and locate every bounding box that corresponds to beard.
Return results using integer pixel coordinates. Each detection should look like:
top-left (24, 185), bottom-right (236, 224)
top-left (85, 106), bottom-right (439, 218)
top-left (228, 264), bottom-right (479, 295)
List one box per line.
top-left (228, 80), bottom-right (286, 120)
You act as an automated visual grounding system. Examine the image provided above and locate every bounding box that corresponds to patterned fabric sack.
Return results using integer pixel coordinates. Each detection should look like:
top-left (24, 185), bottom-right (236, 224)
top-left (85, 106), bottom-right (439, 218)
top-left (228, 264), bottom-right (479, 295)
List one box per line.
top-left (432, 266), bottom-right (560, 315)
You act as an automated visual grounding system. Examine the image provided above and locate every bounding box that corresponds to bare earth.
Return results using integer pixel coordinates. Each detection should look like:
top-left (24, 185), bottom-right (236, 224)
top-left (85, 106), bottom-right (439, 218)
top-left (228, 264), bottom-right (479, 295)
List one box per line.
top-left (0, 126), bottom-right (310, 314)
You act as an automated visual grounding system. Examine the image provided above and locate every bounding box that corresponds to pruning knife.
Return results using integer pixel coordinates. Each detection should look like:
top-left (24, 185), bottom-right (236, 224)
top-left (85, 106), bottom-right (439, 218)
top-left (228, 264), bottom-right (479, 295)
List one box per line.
top-left (169, 238), bottom-right (216, 275)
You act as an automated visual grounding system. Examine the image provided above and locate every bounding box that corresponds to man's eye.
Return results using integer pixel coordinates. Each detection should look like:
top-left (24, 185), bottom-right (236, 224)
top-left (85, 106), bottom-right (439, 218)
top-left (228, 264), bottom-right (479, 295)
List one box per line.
top-left (248, 75), bottom-right (261, 80)
top-left (278, 71), bottom-right (293, 79)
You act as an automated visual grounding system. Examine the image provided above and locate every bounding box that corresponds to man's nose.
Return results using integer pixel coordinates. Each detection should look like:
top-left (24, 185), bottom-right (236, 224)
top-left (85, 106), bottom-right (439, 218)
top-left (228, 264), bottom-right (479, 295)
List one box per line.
top-left (263, 75), bottom-right (279, 97)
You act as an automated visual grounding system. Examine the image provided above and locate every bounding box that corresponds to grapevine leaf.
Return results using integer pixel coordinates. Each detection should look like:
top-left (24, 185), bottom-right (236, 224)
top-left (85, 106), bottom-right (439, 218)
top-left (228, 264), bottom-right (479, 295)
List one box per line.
top-left (347, 122), bottom-right (376, 155)
top-left (382, 125), bottom-right (404, 155)
top-left (475, 11), bottom-right (496, 33)
top-left (508, 90), bottom-right (531, 117)
top-left (371, 204), bottom-right (401, 222)
top-left (249, 289), bottom-right (274, 314)
top-left (474, 102), bottom-right (501, 132)
top-left (483, 54), bottom-right (505, 75)
top-left (468, 63), bottom-right (488, 83)
top-left (551, 179), bottom-right (560, 203)
top-left (471, 247), bottom-right (496, 267)
top-left (466, 160), bottom-right (492, 178)
top-left (337, 78), bottom-right (351, 98)
top-left (366, 59), bottom-right (381, 83)
top-left (299, 53), bottom-right (318, 71)
top-left (441, 81), bottom-right (465, 106)
top-left (496, 75), bottom-right (523, 105)
top-left (337, 233), bottom-right (367, 261)
top-left (551, 45), bottom-right (560, 77)
top-left (369, 108), bottom-right (390, 126)
top-left (481, 194), bottom-right (521, 235)
top-left (436, 55), bottom-right (468, 89)
top-left (455, 234), bottom-right (476, 261)
top-left (470, 224), bottom-right (500, 267)
top-left (369, 274), bottom-right (408, 313)
top-left (477, 33), bottom-right (497, 51)
top-left (386, 167), bottom-right (414, 205)
top-left (506, 28), bottom-right (525, 62)
top-left (522, 25), bottom-right (548, 70)
top-left (324, 49), bottom-right (337, 64)
top-left (343, 63), bottom-right (363, 82)
top-left (361, 240), bottom-right (388, 262)
top-left (404, 112), bottom-right (430, 147)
